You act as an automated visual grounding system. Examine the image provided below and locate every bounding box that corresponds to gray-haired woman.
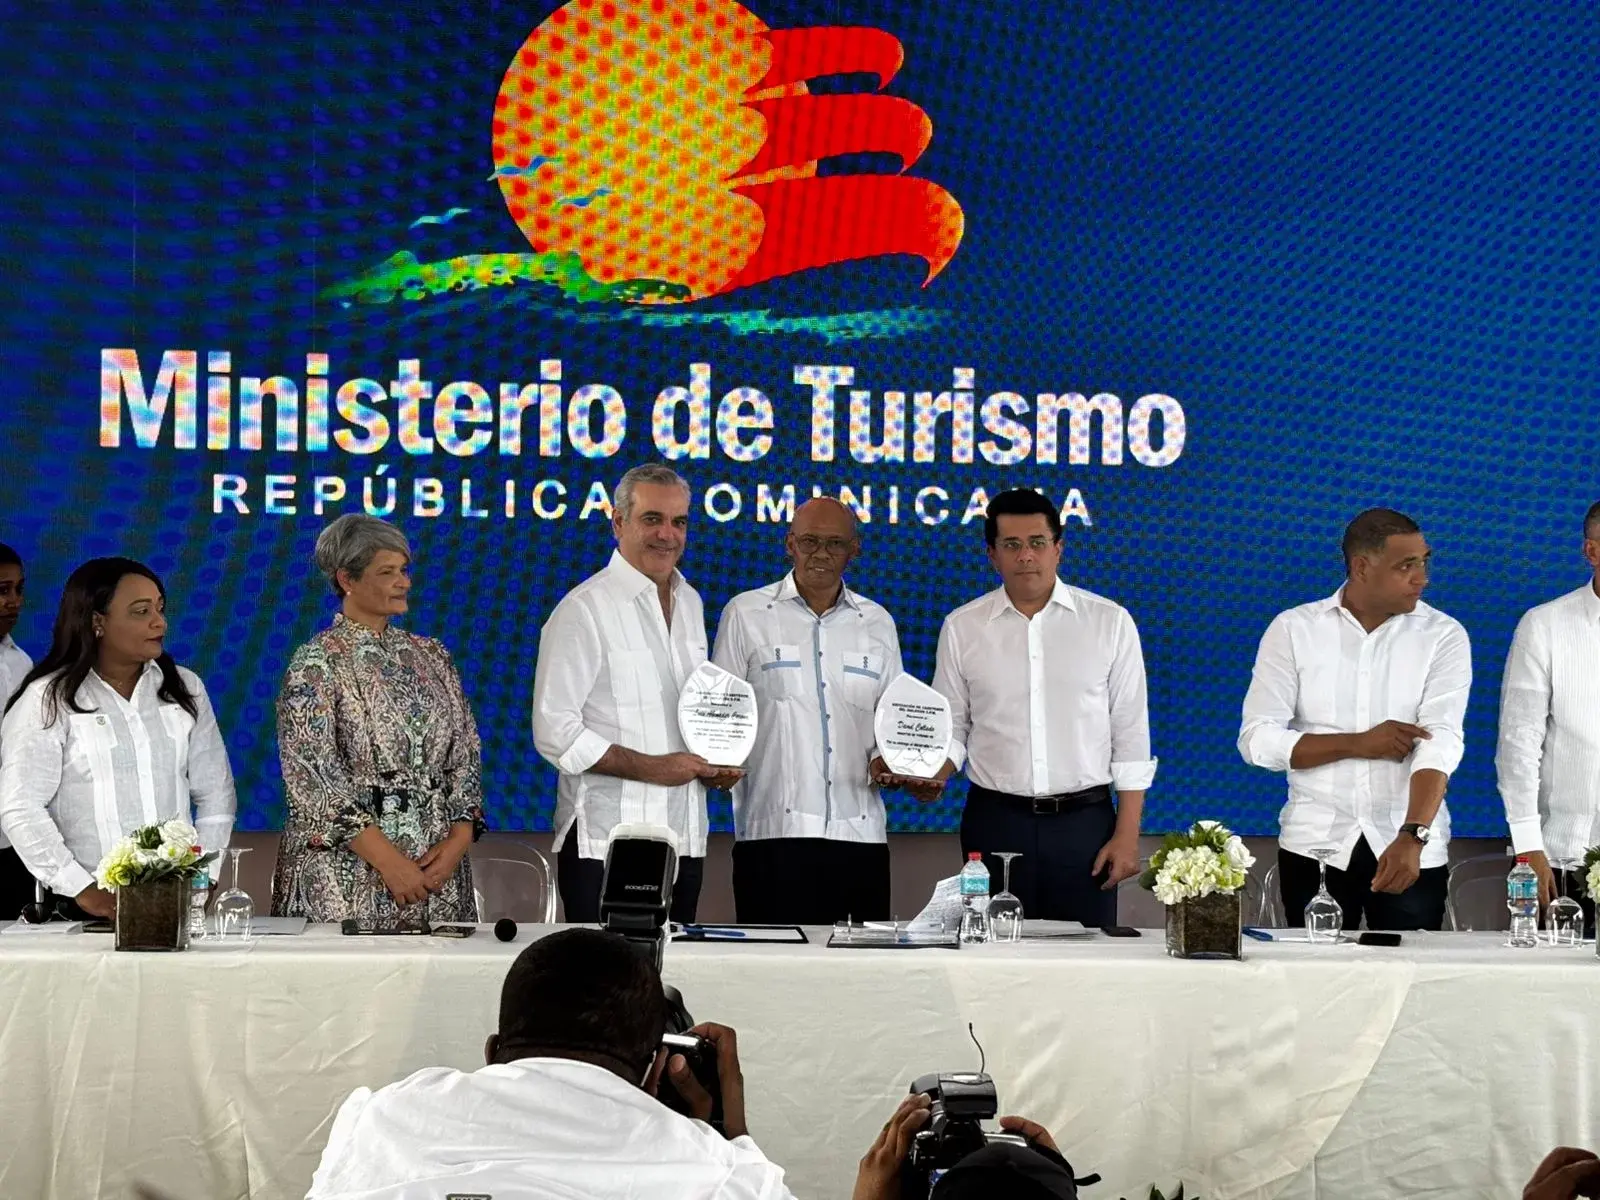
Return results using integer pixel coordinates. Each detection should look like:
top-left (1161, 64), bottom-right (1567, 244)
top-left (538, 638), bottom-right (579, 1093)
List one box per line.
top-left (271, 514), bottom-right (483, 924)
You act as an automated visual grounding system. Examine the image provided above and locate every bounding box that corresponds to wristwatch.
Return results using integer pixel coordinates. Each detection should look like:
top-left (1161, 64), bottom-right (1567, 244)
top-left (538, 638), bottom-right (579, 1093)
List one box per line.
top-left (1398, 822), bottom-right (1432, 845)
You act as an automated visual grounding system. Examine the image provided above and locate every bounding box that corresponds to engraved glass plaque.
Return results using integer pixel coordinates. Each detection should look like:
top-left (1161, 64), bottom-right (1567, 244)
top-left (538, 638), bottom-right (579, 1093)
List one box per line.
top-left (676, 661), bottom-right (758, 767)
top-left (873, 674), bottom-right (953, 778)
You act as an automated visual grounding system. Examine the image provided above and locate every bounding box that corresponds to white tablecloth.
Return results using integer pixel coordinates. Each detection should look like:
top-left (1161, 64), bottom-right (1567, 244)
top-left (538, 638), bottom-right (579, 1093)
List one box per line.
top-left (0, 925), bottom-right (1596, 1200)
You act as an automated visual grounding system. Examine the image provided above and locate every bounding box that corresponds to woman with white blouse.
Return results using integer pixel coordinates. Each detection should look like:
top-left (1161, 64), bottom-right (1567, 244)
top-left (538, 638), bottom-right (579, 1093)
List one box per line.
top-left (0, 557), bottom-right (236, 920)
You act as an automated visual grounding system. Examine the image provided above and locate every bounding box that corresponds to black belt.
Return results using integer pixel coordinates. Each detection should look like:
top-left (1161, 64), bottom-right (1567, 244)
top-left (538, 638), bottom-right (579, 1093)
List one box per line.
top-left (969, 782), bottom-right (1114, 815)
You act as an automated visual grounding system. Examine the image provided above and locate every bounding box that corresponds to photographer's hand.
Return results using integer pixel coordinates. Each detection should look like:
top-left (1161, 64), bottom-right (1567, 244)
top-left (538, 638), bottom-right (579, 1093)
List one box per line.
top-left (668, 1022), bottom-right (749, 1140)
top-left (852, 1093), bottom-right (932, 1200)
top-left (999, 1114), bottom-right (1060, 1154)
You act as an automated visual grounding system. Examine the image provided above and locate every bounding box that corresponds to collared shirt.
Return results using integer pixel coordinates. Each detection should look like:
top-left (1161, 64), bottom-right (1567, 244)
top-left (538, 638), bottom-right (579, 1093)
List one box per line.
top-left (712, 573), bottom-right (903, 842)
top-left (1496, 581), bottom-right (1600, 860)
top-left (306, 1057), bottom-right (797, 1200)
top-left (1238, 589), bottom-right (1470, 871)
top-left (0, 635), bottom-right (34, 850)
top-left (933, 578), bottom-right (1157, 797)
top-left (0, 662), bottom-right (236, 896)
top-left (533, 550), bottom-right (709, 859)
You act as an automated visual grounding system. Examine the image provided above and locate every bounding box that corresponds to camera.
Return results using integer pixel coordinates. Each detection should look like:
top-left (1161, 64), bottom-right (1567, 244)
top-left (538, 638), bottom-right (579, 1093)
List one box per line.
top-left (598, 825), bottom-right (724, 1132)
top-left (900, 1072), bottom-right (1031, 1198)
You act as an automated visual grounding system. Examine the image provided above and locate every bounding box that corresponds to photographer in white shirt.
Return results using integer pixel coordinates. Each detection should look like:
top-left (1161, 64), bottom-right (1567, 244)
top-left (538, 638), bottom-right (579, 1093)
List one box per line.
top-left (1497, 500), bottom-right (1600, 933)
top-left (307, 927), bottom-right (937, 1200)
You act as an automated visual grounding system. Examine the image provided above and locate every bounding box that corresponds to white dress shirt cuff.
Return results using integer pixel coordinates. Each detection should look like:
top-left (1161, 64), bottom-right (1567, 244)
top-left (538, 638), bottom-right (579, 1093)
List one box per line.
top-left (51, 860), bottom-right (96, 899)
top-left (946, 740), bottom-right (967, 771)
top-left (1110, 758), bottom-right (1157, 791)
top-left (1245, 726), bottom-right (1303, 773)
top-left (1507, 816), bottom-right (1547, 856)
top-left (1408, 738), bottom-right (1462, 778)
top-left (194, 815), bottom-right (234, 857)
top-left (556, 730), bottom-right (613, 776)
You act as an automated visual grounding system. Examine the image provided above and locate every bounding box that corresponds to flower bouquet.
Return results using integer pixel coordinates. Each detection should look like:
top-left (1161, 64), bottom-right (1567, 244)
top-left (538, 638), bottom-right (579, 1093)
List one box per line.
top-left (1139, 820), bottom-right (1255, 960)
top-left (94, 819), bottom-right (214, 951)
top-left (1585, 846), bottom-right (1600, 958)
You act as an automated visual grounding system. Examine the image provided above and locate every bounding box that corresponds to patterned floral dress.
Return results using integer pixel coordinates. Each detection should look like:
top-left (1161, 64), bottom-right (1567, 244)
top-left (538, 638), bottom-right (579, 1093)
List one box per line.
top-left (271, 615), bottom-right (484, 923)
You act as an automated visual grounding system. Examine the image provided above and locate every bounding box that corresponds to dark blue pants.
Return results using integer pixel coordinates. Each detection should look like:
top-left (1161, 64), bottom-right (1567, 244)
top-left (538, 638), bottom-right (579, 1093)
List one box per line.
top-left (960, 786), bottom-right (1118, 925)
top-left (1278, 839), bottom-right (1447, 931)
top-left (733, 838), bottom-right (891, 925)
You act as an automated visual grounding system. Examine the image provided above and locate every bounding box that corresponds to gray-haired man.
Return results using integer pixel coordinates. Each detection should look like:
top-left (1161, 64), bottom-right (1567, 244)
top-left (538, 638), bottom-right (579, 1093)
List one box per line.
top-left (533, 465), bottom-right (742, 922)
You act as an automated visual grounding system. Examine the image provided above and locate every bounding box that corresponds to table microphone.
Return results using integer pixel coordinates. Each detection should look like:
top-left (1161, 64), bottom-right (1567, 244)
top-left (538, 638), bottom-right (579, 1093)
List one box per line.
top-left (494, 918), bottom-right (518, 942)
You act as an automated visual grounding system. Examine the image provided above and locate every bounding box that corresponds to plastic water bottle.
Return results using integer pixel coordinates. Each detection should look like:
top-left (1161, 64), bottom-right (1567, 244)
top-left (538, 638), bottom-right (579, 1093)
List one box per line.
top-left (1506, 856), bottom-right (1539, 947)
top-left (958, 852), bottom-right (991, 944)
top-left (188, 868), bottom-right (210, 942)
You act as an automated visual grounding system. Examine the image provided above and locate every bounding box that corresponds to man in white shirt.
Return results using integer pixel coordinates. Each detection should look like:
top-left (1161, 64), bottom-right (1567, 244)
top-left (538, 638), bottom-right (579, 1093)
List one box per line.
top-left (307, 926), bottom-right (798, 1199)
top-left (1496, 499), bottom-right (1600, 935)
top-left (712, 498), bottom-right (904, 924)
top-left (1240, 508), bottom-right (1471, 931)
top-left (533, 465), bottom-right (742, 923)
top-left (932, 489), bottom-right (1156, 926)
top-left (0, 542), bottom-right (34, 918)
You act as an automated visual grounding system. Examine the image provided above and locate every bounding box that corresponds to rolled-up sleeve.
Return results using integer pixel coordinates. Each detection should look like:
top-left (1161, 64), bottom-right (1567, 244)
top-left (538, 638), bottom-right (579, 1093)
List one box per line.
top-left (0, 686), bottom-right (94, 897)
top-left (1496, 611), bottom-right (1550, 853)
top-left (1410, 619), bottom-right (1471, 777)
top-left (1239, 613), bottom-right (1305, 772)
top-left (931, 615), bottom-right (969, 771)
top-left (1108, 609), bottom-right (1157, 790)
top-left (532, 599), bottom-right (611, 775)
top-left (182, 672), bottom-right (236, 858)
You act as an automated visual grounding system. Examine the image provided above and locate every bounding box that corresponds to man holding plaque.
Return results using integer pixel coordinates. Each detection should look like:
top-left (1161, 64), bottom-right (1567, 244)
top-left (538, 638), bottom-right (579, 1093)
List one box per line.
top-left (711, 498), bottom-right (904, 924)
top-left (932, 489), bottom-right (1155, 926)
top-left (533, 465), bottom-right (742, 924)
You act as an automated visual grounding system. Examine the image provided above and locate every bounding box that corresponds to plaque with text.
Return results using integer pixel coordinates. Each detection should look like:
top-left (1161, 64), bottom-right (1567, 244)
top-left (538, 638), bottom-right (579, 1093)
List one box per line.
top-left (677, 661), bottom-right (758, 767)
top-left (873, 674), bottom-right (953, 779)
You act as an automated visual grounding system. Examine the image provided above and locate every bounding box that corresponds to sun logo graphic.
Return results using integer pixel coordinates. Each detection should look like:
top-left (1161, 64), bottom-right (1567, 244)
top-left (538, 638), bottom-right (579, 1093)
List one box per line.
top-left (490, 0), bottom-right (965, 305)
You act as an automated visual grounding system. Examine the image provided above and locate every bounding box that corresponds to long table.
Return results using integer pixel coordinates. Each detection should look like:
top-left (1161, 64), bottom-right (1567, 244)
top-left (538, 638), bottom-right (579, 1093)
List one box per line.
top-left (0, 926), bottom-right (1596, 1200)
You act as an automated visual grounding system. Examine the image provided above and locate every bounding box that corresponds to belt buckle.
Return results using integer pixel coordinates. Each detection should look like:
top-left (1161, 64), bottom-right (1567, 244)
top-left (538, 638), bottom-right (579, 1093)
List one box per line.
top-left (1031, 794), bottom-right (1062, 815)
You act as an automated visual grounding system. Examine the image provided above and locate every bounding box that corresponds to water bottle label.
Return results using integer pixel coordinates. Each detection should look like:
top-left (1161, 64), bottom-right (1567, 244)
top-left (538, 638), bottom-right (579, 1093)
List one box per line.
top-left (960, 873), bottom-right (989, 896)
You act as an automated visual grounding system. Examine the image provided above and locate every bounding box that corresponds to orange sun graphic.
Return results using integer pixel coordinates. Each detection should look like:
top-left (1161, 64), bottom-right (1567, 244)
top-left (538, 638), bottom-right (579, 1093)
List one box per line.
top-left (490, 0), bottom-right (964, 303)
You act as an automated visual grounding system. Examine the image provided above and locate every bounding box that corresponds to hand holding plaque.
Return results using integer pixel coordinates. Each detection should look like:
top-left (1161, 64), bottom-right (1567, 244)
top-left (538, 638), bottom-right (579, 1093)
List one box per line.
top-left (677, 661), bottom-right (758, 776)
top-left (872, 675), bottom-right (954, 801)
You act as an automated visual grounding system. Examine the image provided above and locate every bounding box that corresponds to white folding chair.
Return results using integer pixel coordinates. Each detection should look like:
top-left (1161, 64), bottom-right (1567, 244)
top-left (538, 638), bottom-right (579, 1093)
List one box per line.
top-left (471, 840), bottom-right (557, 924)
top-left (1446, 850), bottom-right (1514, 931)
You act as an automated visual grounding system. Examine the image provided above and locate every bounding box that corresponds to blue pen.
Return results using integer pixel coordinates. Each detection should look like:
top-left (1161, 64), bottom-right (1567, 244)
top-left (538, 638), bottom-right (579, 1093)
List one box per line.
top-left (680, 925), bottom-right (746, 939)
top-left (1241, 926), bottom-right (1275, 942)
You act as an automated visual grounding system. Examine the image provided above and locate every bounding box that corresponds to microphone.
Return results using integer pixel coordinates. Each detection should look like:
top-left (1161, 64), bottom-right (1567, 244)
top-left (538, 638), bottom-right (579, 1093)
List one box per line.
top-left (494, 918), bottom-right (518, 942)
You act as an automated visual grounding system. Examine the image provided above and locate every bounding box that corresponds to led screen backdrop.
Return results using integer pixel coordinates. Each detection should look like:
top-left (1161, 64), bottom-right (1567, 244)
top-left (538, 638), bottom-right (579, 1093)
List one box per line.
top-left (2, 0), bottom-right (1596, 835)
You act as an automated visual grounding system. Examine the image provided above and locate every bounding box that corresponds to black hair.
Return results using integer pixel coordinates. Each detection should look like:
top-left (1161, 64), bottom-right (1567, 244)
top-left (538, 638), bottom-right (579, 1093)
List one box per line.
top-left (1583, 500), bottom-right (1600, 542)
top-left (0, 543), bottom-right (21, 570)
top-left (494, 928), bottom-right (667, 1080)
top-left (984, 489), bottom-right (1062, 548)
top-left (4, 557), bottom-right (197, 722)
top-left (1341, 508), bottom-right (1421, 570)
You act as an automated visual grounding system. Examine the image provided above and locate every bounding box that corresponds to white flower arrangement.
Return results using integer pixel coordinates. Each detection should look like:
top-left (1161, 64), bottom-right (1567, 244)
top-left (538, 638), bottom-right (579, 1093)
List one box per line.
top-left (95, 820), bottom-right (212, 891)
top-left (1140, 820), bottom-right (1255, 906)
top-left (1584, 846), bottom-right (1600, 902)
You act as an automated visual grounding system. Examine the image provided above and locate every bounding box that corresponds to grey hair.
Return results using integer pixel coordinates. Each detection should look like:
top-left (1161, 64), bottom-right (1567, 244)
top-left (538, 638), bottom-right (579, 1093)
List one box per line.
top-left (614, 464), bottom-right (690, 522)
top-left (1585, 500), bottom-right (1600, 542)
top-left (314, 514), bottom-right (411, 597)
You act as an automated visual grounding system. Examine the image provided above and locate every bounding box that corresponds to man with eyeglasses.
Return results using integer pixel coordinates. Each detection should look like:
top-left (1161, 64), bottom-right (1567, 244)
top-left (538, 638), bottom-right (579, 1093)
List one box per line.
top-left (711, 498), bottom-right (904, 924)
top-left (931, 489), bottom-right (1155, 926)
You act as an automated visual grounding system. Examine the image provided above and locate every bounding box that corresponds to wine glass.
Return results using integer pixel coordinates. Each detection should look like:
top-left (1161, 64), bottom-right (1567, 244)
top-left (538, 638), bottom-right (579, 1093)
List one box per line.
top-left (1548, 857), bottom-right (1583, 947)
top-left (213, 847), bottom-right (254, 940)
top-left (988, 853), bottom-right (1024, 943)
top-left (1304, 848), bottom-right (1344, 943)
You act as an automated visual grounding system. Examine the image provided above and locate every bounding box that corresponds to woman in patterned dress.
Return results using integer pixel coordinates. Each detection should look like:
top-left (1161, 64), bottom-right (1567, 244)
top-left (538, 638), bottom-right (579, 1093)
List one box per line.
top-left (271, 515), bottom-right (483, 924)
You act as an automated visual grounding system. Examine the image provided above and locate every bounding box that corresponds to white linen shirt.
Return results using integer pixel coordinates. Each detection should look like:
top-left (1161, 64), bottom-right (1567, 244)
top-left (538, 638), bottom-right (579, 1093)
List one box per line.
top-left (0, 635), bottom-right (34, 850)
top-left (712, 573), bottom-right (903, 842)
top-left (1238, 590), bottom-right (1470, 871)
top-left (306, 1057), bottom-right (797, 1200)
top-left (533, 550), bottom-right (710, 859)
top-left (1496, 581), bottom-right (1600, 860)
top-left (0, 662), bottom-right (236, 896)
top-left (933, 578), bottom-right (1157, 796)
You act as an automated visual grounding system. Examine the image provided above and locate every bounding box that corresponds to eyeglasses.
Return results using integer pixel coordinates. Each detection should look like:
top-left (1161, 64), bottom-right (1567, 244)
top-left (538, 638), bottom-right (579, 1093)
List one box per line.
top-left (794, 535), bottom-right (856, 556)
